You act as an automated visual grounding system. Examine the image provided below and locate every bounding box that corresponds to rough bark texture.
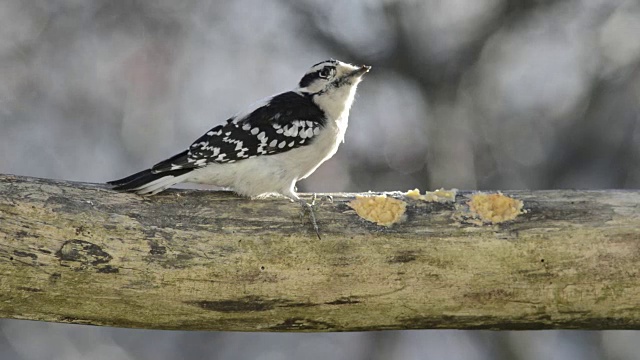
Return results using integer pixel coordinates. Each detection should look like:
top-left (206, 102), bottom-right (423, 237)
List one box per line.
top-left (0, 174), bottom-right (639, 331)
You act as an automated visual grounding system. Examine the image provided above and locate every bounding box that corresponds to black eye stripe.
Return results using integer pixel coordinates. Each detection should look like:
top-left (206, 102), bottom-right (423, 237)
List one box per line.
top-left (299, 72), bottom-right (318, 88)
top-left (298, 66), bottom-right (335, 87)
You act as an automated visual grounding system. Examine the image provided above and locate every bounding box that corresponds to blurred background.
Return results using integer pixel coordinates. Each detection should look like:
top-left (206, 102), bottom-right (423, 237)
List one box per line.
top-left (1, 0), bottom-right (639, 359)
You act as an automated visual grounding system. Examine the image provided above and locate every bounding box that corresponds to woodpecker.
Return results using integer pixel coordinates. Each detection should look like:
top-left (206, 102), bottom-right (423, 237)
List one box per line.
top-left (109, 59), bottom-right (370, 237)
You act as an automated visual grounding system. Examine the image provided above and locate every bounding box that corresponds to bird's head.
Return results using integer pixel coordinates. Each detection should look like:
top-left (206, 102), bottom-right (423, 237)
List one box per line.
top-left (297, 59), bottom-right (370, 119)
top-left (297, 59), bottom-right (370, 94)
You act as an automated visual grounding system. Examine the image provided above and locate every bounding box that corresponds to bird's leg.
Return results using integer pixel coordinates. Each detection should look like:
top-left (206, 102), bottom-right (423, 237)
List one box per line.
top-left (301, 195), bottom-right (321, 240)
top-left (296, 194), bottom-right (321, 240)
top-left (284, 185), bottom-right (321, 239)
top-left (310, 193), bottom-right (321, 239)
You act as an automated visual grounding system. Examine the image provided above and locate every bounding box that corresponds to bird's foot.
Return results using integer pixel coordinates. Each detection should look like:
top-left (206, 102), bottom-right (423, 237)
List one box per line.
top-left (298, 194), bottom-right (321, 240)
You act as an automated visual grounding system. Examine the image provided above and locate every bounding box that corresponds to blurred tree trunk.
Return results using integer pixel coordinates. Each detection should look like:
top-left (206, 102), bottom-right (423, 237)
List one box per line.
top-left (1, 174), bottom-right (639, 331)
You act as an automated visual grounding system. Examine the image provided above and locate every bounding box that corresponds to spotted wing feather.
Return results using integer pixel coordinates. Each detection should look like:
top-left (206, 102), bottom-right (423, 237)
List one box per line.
top-left (154, 91), bottom-right (326, 172)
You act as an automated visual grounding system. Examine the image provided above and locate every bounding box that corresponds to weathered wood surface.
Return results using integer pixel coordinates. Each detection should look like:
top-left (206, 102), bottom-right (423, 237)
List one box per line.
top-left (0, 174), bottom-right (639, 331)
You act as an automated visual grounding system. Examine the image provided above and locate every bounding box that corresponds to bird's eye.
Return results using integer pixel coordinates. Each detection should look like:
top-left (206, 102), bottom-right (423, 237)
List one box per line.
top-left (319, 67), bottom-right (333, 78)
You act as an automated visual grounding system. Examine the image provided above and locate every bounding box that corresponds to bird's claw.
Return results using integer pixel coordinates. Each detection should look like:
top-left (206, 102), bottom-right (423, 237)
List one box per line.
top-left (299, 194), bottom-right (321, 240)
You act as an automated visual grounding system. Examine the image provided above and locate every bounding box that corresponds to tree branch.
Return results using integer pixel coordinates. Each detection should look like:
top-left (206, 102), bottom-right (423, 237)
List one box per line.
top-left (1, 174), bottom-right (639, 331)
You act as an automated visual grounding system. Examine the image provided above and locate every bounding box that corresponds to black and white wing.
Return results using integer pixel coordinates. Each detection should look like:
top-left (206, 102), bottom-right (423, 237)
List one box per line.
top-left (109, 91), bottom-right (326, 191)
top-left (159, 91), bottom-right (326, 170)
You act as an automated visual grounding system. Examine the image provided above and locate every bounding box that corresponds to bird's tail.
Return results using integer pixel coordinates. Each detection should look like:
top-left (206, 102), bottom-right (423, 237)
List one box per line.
top-left (108, 167), bottom-right (194, 195)
top-left (109, 150), bottom-right (197, 195)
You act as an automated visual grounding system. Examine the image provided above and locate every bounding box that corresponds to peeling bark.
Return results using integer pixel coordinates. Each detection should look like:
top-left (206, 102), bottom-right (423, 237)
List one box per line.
top-left (1, 174), bottom-right (639, 331)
